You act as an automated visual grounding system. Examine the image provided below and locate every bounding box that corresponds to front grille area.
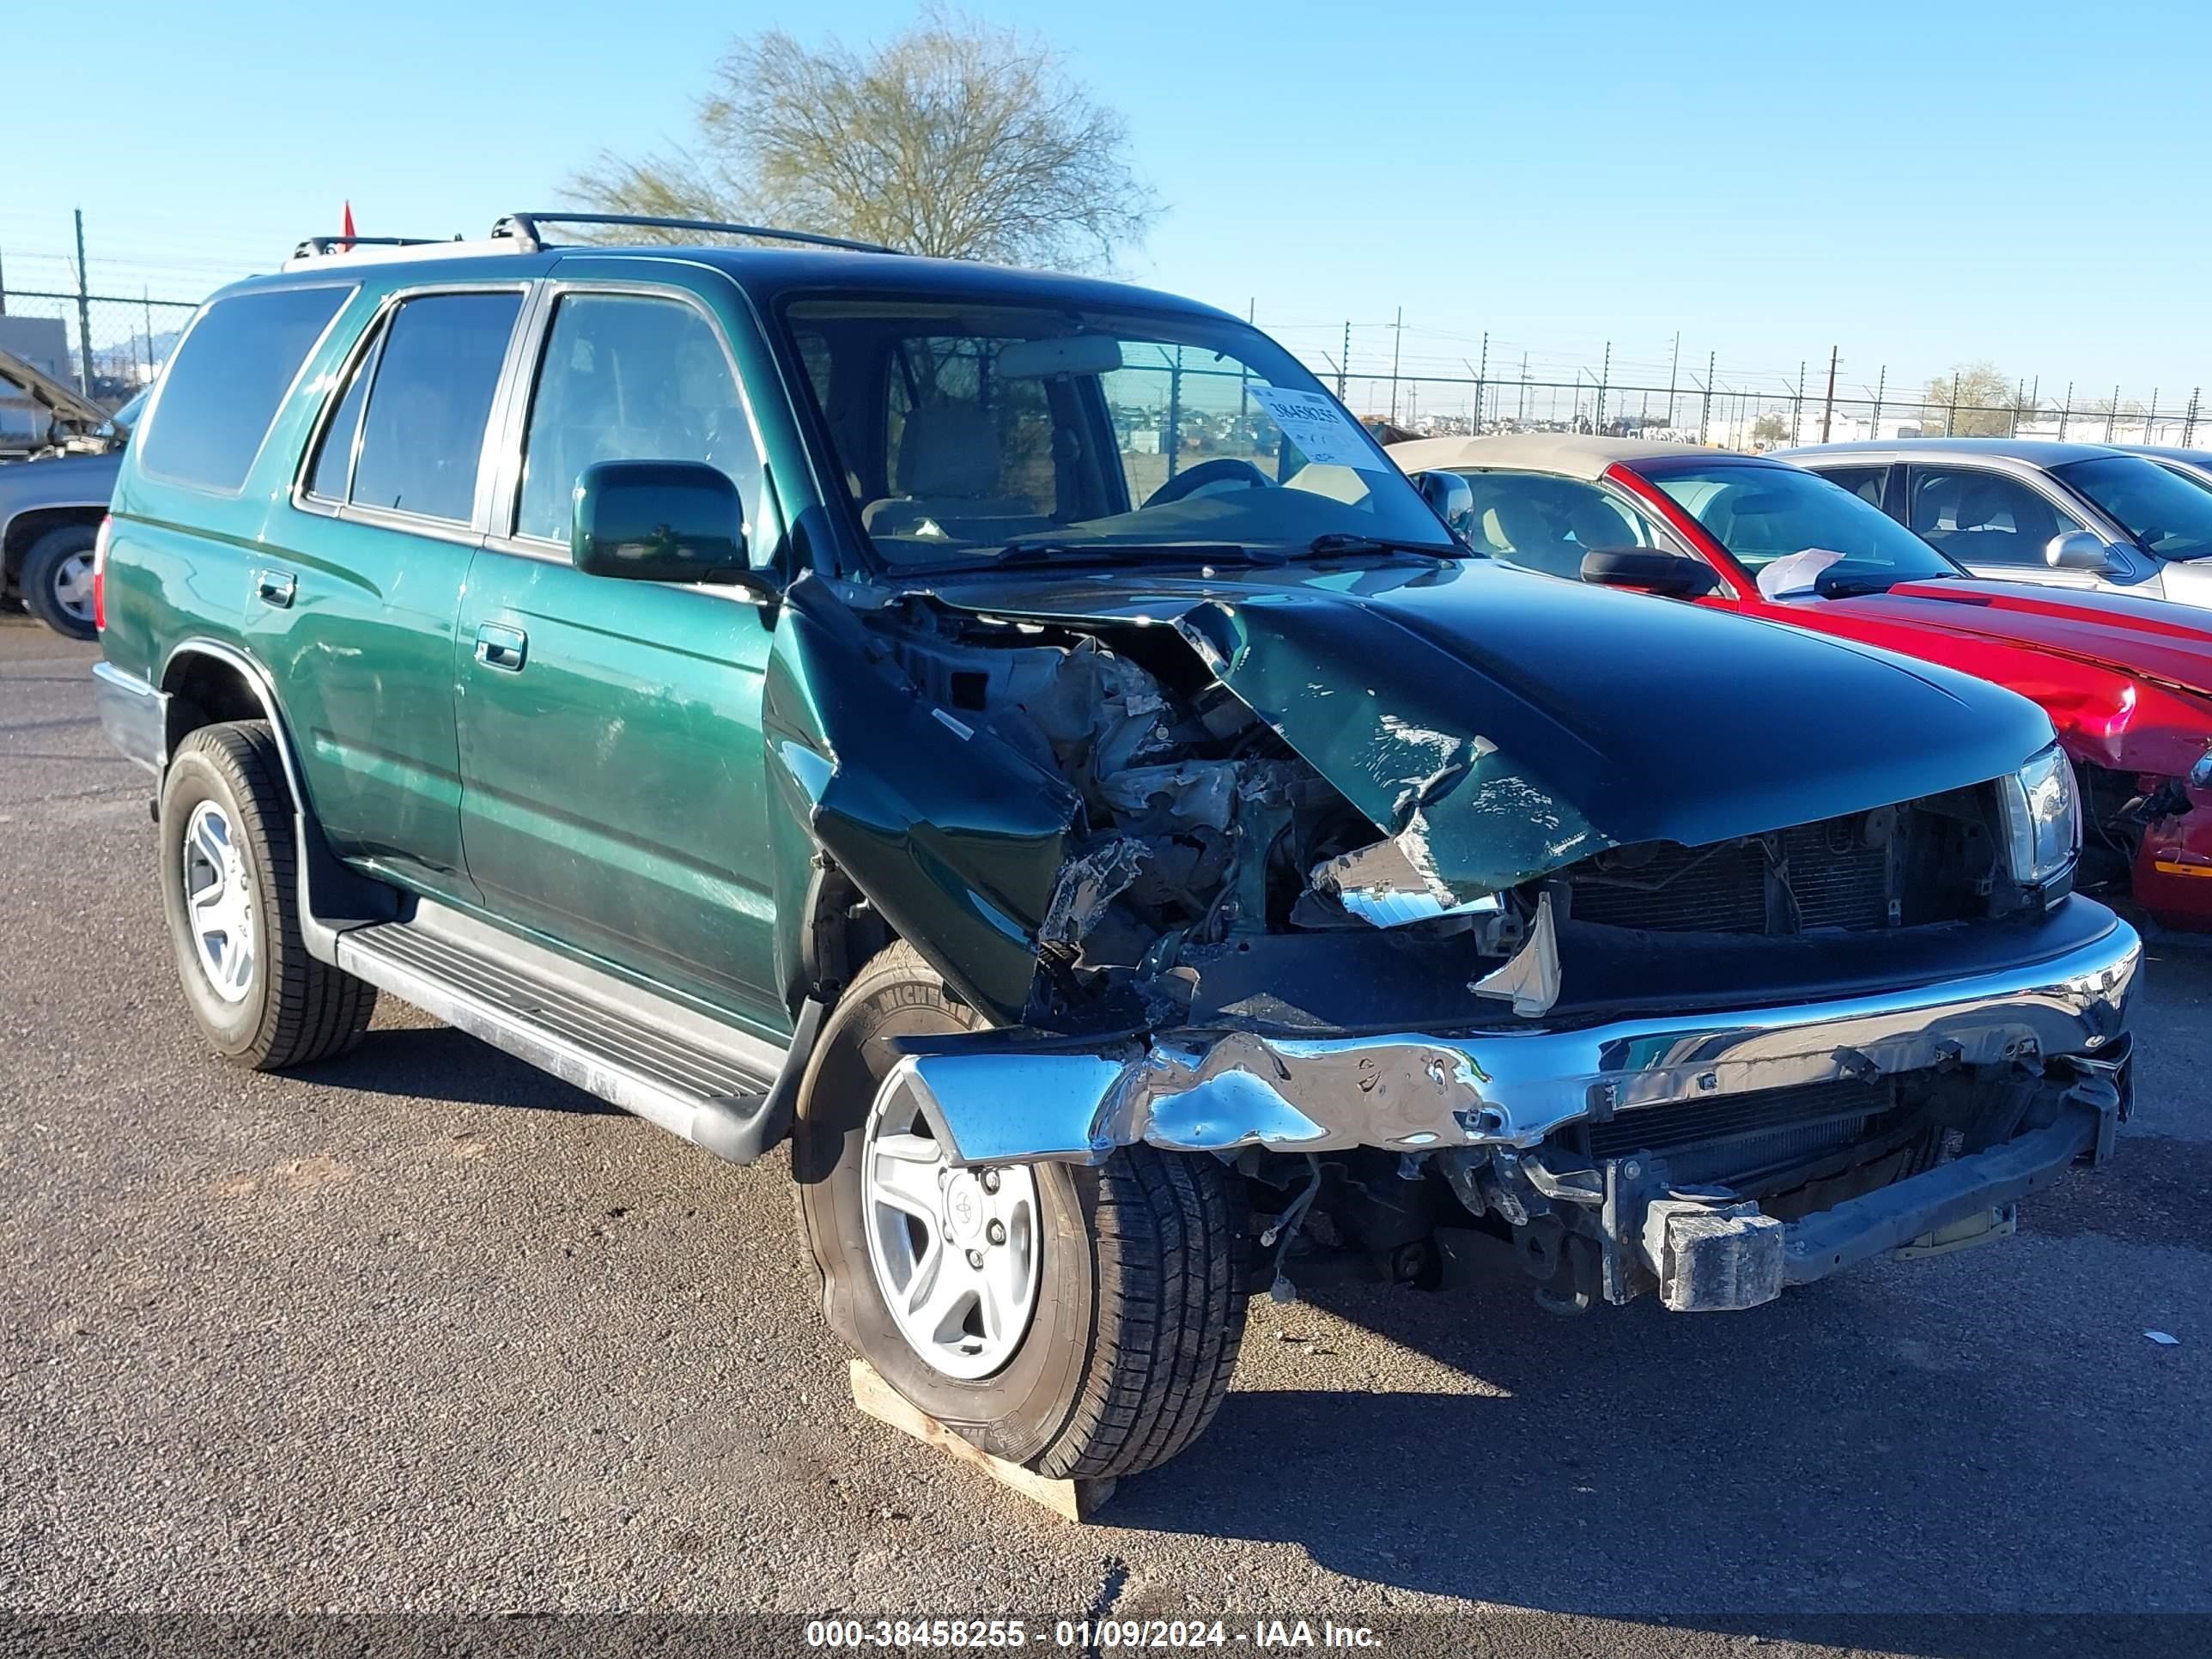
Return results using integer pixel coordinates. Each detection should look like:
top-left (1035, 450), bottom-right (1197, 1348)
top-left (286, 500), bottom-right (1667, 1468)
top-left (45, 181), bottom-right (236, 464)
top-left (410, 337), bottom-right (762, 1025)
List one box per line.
top-left (1562, 809), bottom-right (1897, 935)
top-left (1580, 1078), bottom-right (1896, 1188)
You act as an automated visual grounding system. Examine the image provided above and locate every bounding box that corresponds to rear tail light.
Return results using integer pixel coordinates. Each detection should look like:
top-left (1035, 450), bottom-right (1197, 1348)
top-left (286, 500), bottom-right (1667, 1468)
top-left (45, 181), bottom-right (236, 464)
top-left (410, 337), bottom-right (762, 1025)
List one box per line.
top-left (92, 515), bottom-right (112, 631)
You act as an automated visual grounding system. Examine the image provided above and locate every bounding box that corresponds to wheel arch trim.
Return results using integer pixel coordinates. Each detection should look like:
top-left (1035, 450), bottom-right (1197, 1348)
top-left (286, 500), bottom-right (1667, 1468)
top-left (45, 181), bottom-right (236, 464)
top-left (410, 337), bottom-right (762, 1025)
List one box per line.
top-left (159, 638), bottom-right (311, 808)
top-left (156, 636), bottom-right (401, 957)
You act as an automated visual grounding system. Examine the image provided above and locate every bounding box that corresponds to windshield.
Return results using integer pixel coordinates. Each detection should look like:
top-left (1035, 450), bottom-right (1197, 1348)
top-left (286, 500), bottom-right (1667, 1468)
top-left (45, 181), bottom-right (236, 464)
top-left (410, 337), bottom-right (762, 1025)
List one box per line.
top-left (2052, 454), bottom-right (2212, 559)
top-left (782, 297), bottom-right (1455, 568)
top-left (1650, 462), bottom-right (1960, 590)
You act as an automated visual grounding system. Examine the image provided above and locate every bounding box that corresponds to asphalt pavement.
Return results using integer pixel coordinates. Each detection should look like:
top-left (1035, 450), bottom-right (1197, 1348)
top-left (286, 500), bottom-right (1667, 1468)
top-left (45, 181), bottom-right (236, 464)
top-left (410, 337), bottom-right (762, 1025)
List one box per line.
top-left (4, 616), bottom-right (2209, 1650)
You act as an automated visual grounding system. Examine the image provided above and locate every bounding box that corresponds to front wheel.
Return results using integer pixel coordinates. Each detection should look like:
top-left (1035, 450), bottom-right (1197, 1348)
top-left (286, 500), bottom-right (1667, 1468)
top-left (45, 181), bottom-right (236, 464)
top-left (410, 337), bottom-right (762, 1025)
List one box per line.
top-left (793, 943), bottom-right (1249, 1480)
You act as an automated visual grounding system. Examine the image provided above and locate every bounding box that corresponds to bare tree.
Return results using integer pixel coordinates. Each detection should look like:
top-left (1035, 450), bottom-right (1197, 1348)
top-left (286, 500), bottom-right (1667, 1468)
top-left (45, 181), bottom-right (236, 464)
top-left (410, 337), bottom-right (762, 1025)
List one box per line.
top-left (564, 7), bottom-right (1158, 270)
top-left (1920, 361), bottom-right (2021, 437)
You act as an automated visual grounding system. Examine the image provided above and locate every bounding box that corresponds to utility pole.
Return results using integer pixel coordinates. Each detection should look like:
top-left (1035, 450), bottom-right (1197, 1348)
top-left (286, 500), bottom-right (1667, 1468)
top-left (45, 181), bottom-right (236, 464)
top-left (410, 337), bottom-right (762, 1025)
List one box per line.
top-left (73, 209), bottom-right (95, 398)
top-left (1700, 351), bottom-right (1715, 444)
top-left (1388, 307), bottom-right (1403, 423)
top-left (2185, 388), bottom-right (2201, 447)
top-left (1475, 330), bottom-right (1488, 431)
top-left (1948, 371), bottom-right (1961, 439)
top-left (2148, 387), bottom-right (2160, 443)
top-left (1820, 346), bottom-right (1839, 442)
top-left (1794, 361), bottom-right (1805, 445)
top-left (1518, 353), bottom-right (1528, 424)
top-left (2059, 381), bottom-right (2073, 441)
top-left (2106, 386), bottom-right (2120, 444)
top-left (1337, 320), bottom-right (1349, 399)
top-left (1596, 340), bottom-right (1611, 429)
top-left (1871, 366), bottom-right (1886, 439)
top-left (1668, 331), bottom-right (1680, 429)
top-left (1238, 298), bottom-right (1252, 421)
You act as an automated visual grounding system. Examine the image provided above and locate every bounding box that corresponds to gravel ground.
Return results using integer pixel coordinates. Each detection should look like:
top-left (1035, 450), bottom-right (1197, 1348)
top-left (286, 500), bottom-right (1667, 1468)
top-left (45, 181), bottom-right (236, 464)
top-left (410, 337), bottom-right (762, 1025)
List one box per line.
top-left (3, 617), bottom-right (2208, 1650)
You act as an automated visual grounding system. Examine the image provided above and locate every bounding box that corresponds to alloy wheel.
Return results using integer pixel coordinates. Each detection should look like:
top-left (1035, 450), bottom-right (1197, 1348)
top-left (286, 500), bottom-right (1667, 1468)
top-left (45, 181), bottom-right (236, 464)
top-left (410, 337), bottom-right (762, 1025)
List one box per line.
top-left (861, 1079), bottom-right (1040, 1380)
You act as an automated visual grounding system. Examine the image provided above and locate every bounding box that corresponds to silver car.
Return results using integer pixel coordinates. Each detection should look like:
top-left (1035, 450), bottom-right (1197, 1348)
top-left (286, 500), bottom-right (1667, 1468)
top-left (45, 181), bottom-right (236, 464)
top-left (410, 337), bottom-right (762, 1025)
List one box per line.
top-left (1780, 437), bottom-right (2212, 611)
top-left (0, 388), bottom-right (140, 639)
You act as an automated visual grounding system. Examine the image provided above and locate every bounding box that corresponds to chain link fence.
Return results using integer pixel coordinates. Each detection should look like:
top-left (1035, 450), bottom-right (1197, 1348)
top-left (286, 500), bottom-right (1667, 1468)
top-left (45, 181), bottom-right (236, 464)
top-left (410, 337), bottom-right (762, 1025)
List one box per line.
top-left (0, 289), bottom-right (199, 404)
top-left (1317, 363), bottom-right (2206, 453)
top-left (4, 216), bottom-right (2209, 459)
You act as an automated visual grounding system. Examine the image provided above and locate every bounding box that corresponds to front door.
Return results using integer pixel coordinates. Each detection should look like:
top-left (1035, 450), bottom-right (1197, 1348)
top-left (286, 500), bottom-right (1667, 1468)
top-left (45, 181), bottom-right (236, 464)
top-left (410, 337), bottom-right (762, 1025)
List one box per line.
top-left (1903, 463), bottom-right (2100, 591)
top-left (453, 273), bottom-right (789, 1036)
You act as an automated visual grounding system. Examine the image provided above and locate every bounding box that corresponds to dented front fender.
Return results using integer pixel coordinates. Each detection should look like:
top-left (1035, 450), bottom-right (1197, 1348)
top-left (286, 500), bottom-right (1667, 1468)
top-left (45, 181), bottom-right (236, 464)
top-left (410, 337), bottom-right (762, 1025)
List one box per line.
top-left (763, 578), bottom-right (1078, 1024)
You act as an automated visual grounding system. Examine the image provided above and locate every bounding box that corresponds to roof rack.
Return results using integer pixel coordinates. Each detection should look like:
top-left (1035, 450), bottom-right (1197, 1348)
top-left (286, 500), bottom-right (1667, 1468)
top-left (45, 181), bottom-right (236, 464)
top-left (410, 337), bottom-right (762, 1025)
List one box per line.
top-left (489, 211), bottom-right (902, 256)
top-left (281, 233), bottom-right (514, 272)
top-left (290, 234), bottom-right (447, 259)
top-left (281, 212), bottom-right (903, 273)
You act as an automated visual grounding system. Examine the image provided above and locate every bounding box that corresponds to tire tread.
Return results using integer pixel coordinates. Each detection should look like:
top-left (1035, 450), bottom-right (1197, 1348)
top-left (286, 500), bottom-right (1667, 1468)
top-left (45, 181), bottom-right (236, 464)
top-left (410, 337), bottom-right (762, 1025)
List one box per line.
top-left (172, 722), bottom-right (376, 1068)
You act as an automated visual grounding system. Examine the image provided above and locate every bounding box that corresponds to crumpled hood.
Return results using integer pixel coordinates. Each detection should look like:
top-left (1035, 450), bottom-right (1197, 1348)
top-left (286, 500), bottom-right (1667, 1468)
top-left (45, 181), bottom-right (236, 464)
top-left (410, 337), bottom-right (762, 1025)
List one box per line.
top-left (1836, 579), bottom-right (2212, 699)
top-left (917, 557), bottom-right (2055, 895)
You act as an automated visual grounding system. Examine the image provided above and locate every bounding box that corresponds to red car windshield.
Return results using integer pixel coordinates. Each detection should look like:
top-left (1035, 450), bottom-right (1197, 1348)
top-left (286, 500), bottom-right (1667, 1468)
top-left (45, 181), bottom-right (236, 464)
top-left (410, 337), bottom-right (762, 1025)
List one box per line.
top-left (1647, 462), bottom-right (1960, 592)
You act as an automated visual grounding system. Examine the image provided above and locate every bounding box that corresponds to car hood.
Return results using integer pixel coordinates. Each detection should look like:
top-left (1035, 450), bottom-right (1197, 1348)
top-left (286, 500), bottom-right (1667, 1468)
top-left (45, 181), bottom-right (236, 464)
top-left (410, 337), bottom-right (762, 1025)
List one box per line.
top-left (906, 556), bottom-right (2054, 896)
top-left (1831, 579), bottom-right (2212, 699)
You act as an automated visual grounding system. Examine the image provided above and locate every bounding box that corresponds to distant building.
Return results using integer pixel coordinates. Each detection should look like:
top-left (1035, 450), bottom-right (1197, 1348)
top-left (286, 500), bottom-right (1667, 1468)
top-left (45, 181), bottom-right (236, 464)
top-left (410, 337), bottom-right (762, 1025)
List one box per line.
top-left (0, 316), bottom-right (76, 452)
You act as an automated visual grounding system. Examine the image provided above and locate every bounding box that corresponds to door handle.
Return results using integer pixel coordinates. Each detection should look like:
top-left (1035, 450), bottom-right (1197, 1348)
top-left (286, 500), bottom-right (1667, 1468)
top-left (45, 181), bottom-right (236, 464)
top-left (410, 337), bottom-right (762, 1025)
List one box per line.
top-left (474, 623), bottom-right (528, 672)
top-left (254, 568), bottom-right (296, 609)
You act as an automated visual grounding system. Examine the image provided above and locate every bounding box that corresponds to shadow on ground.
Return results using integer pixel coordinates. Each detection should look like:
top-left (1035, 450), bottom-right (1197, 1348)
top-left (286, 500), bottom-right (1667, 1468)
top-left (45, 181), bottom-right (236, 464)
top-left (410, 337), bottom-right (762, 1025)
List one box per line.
top-left (301, 1024), bottom-right (622, 1115)
top-left (1104, 1215), bottom-right (2203, 1623)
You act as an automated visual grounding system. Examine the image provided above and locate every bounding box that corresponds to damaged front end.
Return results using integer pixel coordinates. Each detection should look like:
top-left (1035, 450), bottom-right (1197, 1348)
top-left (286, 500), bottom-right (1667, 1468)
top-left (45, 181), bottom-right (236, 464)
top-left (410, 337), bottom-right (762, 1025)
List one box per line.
top-left (765, 564), bottom-right (2141, 1312)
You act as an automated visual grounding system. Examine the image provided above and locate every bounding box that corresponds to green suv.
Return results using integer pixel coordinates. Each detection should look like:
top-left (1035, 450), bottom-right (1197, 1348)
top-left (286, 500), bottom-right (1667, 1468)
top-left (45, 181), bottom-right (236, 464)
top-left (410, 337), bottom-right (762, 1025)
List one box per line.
top-left (94, 214), bottom-right (2140, 1480)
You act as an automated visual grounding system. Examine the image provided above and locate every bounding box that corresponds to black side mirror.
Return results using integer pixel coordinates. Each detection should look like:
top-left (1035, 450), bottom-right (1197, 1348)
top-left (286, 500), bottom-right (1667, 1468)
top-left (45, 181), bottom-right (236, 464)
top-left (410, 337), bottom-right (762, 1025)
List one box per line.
top-left (572, 459), bottom-right (776, 595)
top-left (1412, 469), bottom-right (1477, 541)
top-left (1579, 547), bottom-right (1721, 599)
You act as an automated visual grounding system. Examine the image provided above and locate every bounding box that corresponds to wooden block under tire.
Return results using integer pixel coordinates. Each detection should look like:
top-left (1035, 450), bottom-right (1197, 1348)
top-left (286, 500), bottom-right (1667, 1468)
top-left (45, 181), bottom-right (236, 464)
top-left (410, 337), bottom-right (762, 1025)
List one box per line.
top-left (848, 1359), bottom-right (1117, 1522)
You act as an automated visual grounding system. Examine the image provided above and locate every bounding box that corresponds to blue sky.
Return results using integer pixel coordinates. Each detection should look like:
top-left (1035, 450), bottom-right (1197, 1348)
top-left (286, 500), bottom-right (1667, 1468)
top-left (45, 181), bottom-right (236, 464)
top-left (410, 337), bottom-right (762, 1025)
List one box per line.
top-left (7, 0), bottom-right (2210, 404)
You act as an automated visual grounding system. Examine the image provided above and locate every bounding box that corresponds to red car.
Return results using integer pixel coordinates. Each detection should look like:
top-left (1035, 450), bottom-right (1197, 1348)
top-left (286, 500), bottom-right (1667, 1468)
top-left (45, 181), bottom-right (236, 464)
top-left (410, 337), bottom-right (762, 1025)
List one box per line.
top-left (1391, 434), bottom-right (2212, 929)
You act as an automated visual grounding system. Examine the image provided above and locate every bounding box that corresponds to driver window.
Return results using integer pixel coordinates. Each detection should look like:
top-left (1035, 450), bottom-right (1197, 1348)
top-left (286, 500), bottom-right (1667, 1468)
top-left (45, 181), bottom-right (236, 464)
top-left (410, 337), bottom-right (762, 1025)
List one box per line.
top-left (1462, 471), bottom-right (1673, 581)
top-left (515, 292), bottom-right (763, 546)
top-left (1906, 466), bottom-right (2081, 566)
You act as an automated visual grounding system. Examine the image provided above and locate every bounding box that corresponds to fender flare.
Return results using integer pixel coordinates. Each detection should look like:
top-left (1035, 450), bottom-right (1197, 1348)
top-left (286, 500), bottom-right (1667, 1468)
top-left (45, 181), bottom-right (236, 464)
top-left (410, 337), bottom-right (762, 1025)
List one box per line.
top-left (159, 638), bottom-right (400, 956)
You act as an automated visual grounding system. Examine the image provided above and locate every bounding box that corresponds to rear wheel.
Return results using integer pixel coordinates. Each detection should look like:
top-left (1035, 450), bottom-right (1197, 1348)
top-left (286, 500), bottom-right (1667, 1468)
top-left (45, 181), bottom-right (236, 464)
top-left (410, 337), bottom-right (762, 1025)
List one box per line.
top-left (157, 722), bottom-right (377, 1068)
top-left (793, 942), bottom-right (1249, 1479)
top-left (21, 524), bottom-right (99, 640)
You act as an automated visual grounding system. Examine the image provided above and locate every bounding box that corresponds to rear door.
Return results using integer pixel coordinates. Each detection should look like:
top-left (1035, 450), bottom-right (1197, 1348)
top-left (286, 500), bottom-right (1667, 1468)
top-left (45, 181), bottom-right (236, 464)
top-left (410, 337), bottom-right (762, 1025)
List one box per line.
top-left (257, 285), bottom-right (529, 903)
top-left (453, 266), bottom-right (789, 1033)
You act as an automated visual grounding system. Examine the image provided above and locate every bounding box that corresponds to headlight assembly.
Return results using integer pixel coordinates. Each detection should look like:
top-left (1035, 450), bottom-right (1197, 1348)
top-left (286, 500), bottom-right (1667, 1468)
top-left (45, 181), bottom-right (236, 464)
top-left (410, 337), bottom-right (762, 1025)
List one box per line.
top-left (1999, 744), bottom-right (2080, 888)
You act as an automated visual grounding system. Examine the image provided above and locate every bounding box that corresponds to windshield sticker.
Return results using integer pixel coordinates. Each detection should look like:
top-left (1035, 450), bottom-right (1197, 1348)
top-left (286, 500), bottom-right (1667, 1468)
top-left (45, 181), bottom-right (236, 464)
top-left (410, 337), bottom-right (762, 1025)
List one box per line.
top-left (1248, 385), bottom-right (1387, 473)
top-left (1756, 548), bottom-right (1847, 601)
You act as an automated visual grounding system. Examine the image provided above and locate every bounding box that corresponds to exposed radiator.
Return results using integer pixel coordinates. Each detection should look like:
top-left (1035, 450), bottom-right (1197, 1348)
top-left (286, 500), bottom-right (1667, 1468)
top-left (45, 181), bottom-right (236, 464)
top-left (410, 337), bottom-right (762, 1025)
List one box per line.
top-left (1562, 811), bottom-right (1895, 935)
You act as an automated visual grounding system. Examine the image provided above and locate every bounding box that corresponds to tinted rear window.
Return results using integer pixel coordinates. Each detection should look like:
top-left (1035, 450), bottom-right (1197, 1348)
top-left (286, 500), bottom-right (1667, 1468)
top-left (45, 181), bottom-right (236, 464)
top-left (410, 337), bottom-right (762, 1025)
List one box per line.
top-left (137, 285), bottom-right (351, 493)
top-left (348, 292), bottom-right (521, 524)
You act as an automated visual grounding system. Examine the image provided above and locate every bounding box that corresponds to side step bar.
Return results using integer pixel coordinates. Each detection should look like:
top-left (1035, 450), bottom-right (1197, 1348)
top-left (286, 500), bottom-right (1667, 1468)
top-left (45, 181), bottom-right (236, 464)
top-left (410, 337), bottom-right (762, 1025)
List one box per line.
top-left (334, 902), bottom-right (812, 1164)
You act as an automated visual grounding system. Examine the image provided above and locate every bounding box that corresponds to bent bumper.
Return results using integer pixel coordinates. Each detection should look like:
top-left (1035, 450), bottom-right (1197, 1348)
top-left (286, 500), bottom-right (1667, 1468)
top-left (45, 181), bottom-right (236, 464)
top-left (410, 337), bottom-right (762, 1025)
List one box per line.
top-left (888, 905), bottom-right (2142, 1168)
top-left (1640, 1096), bottom-right (2115, 1313)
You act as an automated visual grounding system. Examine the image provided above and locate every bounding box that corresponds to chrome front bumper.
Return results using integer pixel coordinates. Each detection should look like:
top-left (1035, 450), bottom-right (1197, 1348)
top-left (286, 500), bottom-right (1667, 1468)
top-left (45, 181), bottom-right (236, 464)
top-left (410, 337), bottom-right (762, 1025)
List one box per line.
top-left (888, 910), bottom-right (2142, 1168)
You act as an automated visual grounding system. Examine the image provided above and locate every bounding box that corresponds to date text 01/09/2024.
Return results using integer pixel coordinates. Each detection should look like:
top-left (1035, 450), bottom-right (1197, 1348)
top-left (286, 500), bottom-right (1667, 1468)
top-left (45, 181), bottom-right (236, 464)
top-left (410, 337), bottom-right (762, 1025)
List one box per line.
top-left (802, 1619), bottom-right (1383, 1649)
